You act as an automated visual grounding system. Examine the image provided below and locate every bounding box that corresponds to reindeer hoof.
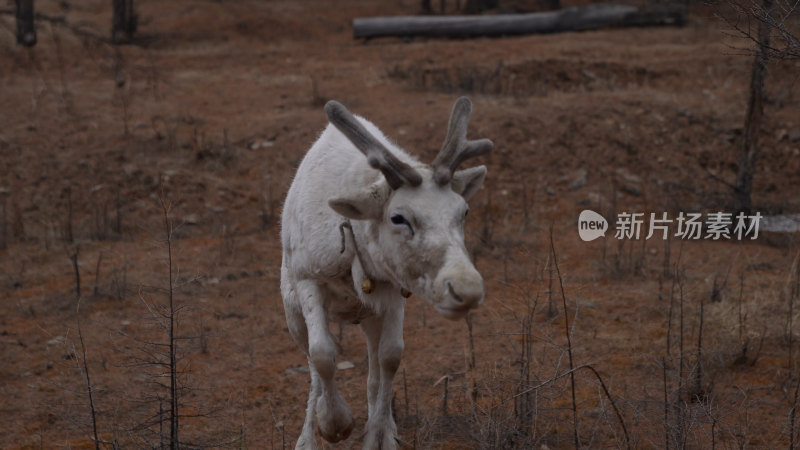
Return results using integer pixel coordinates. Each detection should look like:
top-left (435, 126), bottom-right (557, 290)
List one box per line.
top-left (315, 394), bottom-right (354, 443)
top-left (317, 419), bottom-right (354, 443)
top-left (363, 424), bottom-right (399, 450)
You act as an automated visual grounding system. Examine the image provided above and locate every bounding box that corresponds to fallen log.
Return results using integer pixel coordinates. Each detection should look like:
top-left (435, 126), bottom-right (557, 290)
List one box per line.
top-left (352, 3), bottom-right (686, 39)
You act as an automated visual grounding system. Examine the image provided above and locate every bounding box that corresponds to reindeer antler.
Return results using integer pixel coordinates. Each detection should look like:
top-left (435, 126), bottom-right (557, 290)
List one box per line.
top-left (325, 101), bottom-right (422, 190)
top-left (431, 97), bottom-right (493, 186)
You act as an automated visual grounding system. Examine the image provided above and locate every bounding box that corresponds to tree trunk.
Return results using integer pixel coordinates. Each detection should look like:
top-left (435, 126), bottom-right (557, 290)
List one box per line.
top-left (15, 0), bottom-right (36, 47)
top-left (421, 0), bottom-right (432, 14)
top-left (734, 0), bottom-right (773, 215)
top-left (112, 0), bottom-right (137, 44)
top-left (463, 0), bottom-right (499, 14)
top-left (540, 0), bottom-right (562, 12)
top-left (352, 3), bottom-right (686, 39)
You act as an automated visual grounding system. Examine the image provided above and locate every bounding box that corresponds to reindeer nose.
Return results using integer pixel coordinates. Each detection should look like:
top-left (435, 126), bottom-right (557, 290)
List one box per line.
top-left (445, 279), bottom-right (484, 308)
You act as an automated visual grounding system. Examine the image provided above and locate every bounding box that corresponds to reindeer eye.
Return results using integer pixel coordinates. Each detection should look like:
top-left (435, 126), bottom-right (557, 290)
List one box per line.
top-left (390, 213), bottom-right (414, 235)
top-left (390, 214), bottom-right (407, 225)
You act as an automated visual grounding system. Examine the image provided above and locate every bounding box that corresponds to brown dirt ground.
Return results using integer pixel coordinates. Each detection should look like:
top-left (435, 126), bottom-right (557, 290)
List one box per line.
top-left (1, 0), bottom-right (800, 448)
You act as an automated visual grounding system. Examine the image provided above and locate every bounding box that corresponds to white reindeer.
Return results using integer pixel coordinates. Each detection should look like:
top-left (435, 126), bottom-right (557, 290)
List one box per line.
top-left (280, 97), bottom-right (492, 449)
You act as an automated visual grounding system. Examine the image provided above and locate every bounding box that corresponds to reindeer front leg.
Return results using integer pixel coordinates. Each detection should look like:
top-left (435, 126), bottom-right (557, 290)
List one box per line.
top-left (296, 279), bottom-right (354, 445)
top-left (360, 286), bottom-right (405, 450)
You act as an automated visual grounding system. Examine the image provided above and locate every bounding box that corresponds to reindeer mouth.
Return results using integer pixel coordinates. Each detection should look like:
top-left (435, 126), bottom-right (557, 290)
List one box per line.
top-left (434, 303), bottom-right (473, 320)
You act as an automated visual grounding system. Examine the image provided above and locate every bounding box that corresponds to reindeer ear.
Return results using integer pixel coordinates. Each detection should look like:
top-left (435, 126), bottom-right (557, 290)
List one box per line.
top-left (329, 182), bottom-right (389, 221)
top-left (451, 166), bottom-right (486, 201)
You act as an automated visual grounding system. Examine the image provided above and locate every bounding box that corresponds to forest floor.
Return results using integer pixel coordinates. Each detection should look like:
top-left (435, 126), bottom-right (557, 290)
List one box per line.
top-left (1, 0), bottom-right (800, 447)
